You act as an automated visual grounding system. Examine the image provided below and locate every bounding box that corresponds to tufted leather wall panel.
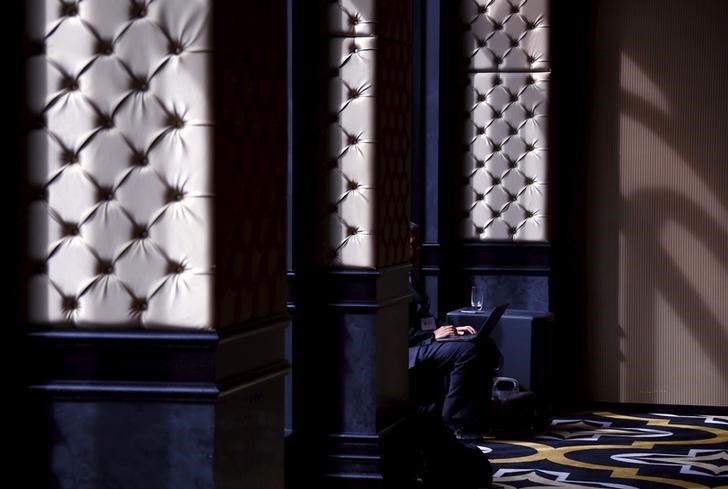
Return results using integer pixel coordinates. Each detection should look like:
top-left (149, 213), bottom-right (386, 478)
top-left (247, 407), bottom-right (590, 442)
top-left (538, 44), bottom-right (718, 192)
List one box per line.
top-left (318, 0), bottom-right (411, 268)
top-left (463, 72), bottom-right (549, 240)
top-left (26, 0), bottom-right (213, 328)
top-left (460, 0), bottom-right (550, 241)
top-left (25, 0), bottom-right (287, 329)
top-left (322, 0), bottom-right (411, 43)
top-left (462, 0), bottom-right (549, 71)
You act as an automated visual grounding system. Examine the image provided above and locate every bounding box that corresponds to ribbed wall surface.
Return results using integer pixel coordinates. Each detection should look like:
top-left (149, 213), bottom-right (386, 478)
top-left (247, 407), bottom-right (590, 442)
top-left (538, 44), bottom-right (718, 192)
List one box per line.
top-left (587, 0), bottom-right (728, 405)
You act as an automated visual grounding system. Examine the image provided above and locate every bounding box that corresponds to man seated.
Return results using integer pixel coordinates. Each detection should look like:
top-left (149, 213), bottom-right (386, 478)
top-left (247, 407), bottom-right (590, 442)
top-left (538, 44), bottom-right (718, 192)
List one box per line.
top-left (407, 223), bottom-right (500, 441)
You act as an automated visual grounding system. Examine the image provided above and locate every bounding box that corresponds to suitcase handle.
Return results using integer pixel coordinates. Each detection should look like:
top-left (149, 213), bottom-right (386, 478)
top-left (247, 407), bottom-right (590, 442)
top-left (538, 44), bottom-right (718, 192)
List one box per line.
top-left (493, 376), bottom-right (520, 392)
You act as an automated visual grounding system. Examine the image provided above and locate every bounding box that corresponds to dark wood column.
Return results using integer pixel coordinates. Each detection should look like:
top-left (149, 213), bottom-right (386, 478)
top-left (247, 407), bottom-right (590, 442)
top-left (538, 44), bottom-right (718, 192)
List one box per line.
top-left (287, 1), bottom-right (415, 486)
top-left (20, 2), bottom-right (289, 488)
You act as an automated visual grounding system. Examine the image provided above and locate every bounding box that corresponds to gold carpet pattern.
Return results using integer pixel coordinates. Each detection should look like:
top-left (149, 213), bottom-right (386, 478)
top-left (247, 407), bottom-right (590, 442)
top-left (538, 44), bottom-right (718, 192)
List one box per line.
top-left (477, 412), bottom-right (728, 488)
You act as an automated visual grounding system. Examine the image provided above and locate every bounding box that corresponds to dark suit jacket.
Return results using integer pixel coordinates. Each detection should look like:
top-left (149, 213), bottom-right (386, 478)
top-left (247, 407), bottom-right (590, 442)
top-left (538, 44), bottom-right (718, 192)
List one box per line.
top-left (408, 275), bottom-right (442, 368)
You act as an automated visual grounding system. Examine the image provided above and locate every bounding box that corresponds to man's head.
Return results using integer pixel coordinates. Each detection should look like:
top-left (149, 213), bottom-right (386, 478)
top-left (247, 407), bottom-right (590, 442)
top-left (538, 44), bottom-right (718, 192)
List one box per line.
top-left (409, 221), bottom-right (421, 261)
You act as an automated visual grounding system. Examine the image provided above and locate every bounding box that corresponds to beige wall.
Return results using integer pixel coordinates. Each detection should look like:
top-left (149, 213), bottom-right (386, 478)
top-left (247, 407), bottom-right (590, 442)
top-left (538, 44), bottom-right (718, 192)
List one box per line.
top-left (586, 0), bottom-right (728, 405)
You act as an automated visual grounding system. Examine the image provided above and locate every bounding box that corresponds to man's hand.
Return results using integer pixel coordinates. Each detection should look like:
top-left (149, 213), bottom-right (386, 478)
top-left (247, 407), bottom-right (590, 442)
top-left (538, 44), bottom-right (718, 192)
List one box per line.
top-left (433, 325), bottom-right (457, 339)
top-left (433, 325), bottom-right (477, 339)
top-left (456, 325), bottom-right (476, 335)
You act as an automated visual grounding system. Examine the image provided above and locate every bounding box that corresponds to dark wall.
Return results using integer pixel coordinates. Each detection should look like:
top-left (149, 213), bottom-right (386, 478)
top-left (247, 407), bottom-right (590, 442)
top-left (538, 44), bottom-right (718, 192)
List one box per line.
top-left (549, 1), bottom-right (595, 407)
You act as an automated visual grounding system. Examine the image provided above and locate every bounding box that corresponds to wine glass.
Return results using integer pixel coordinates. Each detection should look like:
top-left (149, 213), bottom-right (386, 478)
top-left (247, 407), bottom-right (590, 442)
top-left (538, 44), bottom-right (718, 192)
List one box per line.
top-left (470, 285), bottom-right (483, 311)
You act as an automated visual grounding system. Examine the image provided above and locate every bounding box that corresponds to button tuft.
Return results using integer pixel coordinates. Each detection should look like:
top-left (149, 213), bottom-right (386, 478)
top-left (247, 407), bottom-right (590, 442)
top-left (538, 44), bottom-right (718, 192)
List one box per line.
top-left (169, 41), bottom-right (184, 55)
top-left (168, 114), bottom-right (185, 129)
top-left (135, 226), bottom-right (149, 239)
top-left (62, 2), bottom-right (78, 17)
top-left (134, 78), bottom-right (149, 92)
top-left (131, 2), bottom-right (147, 18)
top-left (98, 187), bottom-right (114, 202)
top-left (34, 261), bottom-right (48, 274)
top-left (62, 149), bottom-right (79, 165)
top-left (132, 298), bottom-right (148, 312)
top-left (63, 77), bottom-right (79, 91)
top-left (134, 153), bottom-right (148, 166)
top-left (97, 40), bottom-right (114, 56)
top-left (97, 261), bottom-right (114, 275)
top-left (62, 296), bottom-right (79, 311)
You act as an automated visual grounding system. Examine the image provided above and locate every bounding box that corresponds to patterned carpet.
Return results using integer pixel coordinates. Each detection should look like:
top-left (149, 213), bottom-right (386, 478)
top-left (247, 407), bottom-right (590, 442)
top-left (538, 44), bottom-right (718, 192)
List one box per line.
top-left (476, 412), bottom-right (728, 488)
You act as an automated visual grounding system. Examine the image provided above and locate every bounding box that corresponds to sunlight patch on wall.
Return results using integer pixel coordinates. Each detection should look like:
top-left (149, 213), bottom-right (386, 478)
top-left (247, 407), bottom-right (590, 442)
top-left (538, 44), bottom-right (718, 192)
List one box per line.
top-left (588, 0), bottom-right (728, 407)
top-left (620, 52), bottom-right (670, 116)
top-left (661, 219), bottom-right (727, 320)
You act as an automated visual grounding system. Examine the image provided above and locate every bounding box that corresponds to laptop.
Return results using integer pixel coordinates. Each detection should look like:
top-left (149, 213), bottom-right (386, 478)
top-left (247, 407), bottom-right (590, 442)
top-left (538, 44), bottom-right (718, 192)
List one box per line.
top-left (435, 303), bottom-right (509, 342)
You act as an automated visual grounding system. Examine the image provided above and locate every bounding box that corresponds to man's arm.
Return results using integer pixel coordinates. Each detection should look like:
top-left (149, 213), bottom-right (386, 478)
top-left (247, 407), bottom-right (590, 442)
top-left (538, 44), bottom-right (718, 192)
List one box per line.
top-left (408, 327), bottom-right (433, 347)
top-left (409, 325), bottom-right (472, 346)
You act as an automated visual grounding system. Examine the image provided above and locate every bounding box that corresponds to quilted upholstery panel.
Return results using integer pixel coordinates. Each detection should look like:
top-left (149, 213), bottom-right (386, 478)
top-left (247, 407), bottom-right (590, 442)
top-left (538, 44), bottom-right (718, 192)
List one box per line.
top-left (322, 0), bottom-right (376, 37)
top-left (460, 0), bottom-right (549, 241)
top-left (26, 0), bottom-right (212, 328)
top-left (317, 0), bottom-right (411, 268)
top-left (318, 36), bottom-right (377, 268)
top-left (322, 0), bottom-right (411, 42)
top-left (463, 72), bottom-right (548, 240)
top-left (25, 1), bottom-right (288, 329)
top-left (462, 0), bottom-right (549, 71)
